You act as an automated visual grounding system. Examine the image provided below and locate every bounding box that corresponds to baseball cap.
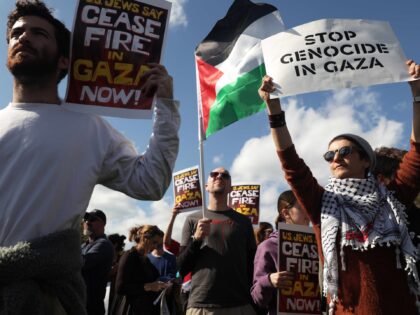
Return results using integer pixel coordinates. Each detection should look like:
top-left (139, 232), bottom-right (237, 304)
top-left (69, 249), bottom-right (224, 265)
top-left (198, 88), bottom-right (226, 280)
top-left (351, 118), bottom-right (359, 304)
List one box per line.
top-left (84, 209), bottom-right (107, 224)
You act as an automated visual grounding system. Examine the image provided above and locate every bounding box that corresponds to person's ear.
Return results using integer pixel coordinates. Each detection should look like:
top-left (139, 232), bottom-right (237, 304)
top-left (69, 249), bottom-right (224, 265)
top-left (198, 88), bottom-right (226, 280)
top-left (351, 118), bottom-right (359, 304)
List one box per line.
top-left (58, 56), bottom-right (69, 72)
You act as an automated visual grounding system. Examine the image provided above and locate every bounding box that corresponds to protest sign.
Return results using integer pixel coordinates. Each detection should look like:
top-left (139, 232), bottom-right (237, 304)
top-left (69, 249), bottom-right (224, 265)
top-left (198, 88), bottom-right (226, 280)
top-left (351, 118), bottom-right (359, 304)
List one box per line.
top-left (65, 0), bottom-right (171, 118)
top-left (228, 185), bottom-right (260, 225)
top-left (262, 19), bottom-right (409, 97)
top-left (277, 223), bottom-right (321, 315)
top-left (173, 166), bottom-right (202, 213)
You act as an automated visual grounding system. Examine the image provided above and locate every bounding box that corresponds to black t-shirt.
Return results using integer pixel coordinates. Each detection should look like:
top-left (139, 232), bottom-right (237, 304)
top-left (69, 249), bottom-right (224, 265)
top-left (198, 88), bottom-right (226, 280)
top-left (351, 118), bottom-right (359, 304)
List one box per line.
top-left (178, 209), bottom-right (257, 308)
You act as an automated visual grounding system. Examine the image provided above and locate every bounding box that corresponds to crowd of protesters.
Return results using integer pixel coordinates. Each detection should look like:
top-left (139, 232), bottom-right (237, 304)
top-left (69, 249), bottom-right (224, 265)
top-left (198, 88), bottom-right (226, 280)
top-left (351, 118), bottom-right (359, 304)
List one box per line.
top-left (1, 1), bottom-right (420, 315)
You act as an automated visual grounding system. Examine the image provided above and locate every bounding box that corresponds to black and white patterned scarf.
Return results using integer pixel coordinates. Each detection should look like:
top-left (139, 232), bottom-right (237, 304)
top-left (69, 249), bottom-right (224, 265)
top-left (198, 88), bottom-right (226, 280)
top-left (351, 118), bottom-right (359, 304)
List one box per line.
top-left (320, 175), bottom-right (419, 315)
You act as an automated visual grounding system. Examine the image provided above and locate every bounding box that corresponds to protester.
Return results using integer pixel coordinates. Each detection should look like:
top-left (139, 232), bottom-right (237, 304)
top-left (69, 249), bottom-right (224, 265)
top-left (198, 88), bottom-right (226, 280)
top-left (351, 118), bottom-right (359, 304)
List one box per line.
top-left (163, 205), bottom-right (191, 314)
top-left (255, 222), bottom-right (274, 246)
top-left (258, 59), bottom-right (420, 315)
top-left (108, 233), bottom-right (127, 313)
top-left (0, 1), bottom-right (180, 313)
top-left (251, 190), bottom-right (310, 315)
top-left (113, 225), bottom-right (169, 315)
top-left (373, 146), bottom-right (420, 269)
top-left (81, 210), bottom-right (114, 315)
top-left (148, 239), bottom-right (178, 314)
top-left (178, 167), bottom-right (257, 315)
top-left (148, 242), bottom-right (177, 283)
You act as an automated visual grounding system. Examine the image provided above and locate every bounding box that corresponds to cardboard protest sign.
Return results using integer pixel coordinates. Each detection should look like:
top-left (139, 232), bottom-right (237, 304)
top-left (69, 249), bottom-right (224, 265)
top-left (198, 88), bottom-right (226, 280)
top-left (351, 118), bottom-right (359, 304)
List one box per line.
top-left (262, 19), bottom-right (409, 97)
top-left (277, 223), bottom-right (321, 315)
top-left (173, 166), bottom-right (202, 213)
top-left (228, 185), bottom-right (260, 225)
top-left (65, 0), bottom-right (171, 118)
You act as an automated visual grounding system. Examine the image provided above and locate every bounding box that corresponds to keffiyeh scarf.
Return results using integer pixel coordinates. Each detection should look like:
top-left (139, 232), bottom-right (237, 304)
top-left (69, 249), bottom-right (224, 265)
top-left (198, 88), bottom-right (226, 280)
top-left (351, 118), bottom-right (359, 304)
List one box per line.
top-left (320, 175), bottom-right (419, 315)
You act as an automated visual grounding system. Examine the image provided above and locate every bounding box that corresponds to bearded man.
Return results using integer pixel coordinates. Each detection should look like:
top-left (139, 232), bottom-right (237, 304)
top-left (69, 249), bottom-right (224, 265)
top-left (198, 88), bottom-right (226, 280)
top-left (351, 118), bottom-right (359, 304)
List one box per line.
top-left (0, 1), bottom-right (180, 314)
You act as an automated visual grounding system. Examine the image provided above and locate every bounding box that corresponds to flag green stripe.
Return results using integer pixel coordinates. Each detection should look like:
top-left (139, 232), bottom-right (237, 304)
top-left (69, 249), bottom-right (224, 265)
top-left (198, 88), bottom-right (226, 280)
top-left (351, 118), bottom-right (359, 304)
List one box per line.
top-left (206, 63), bottom-right (266, 137)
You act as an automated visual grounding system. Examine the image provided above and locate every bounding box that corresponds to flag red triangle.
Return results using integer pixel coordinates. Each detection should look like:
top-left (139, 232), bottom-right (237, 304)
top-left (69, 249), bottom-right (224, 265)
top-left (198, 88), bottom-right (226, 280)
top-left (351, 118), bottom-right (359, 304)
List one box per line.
top-left (196, 57), bottom-right (224, 134)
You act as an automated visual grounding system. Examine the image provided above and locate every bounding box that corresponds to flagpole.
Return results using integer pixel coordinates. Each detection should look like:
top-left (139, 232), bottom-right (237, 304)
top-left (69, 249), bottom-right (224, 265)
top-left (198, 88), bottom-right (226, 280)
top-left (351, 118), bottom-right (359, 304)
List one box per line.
top-left (198, 137), bottom-right (207, 219)
top-left (195, 58), bottom-right (207, 219)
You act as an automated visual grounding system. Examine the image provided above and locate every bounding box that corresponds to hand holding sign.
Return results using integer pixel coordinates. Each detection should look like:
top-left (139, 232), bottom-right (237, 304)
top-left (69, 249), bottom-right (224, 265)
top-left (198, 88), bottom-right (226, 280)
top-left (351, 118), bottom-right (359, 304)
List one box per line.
top-left (141, 63), bottom-right (173, 98)
top-left (258, 75), bottom-right (276, 103)
top-left (407, 59), bottom-right (420, 95)
top-left (193, 218), bottom-right (212, 241)
top-left (269, 271), bottom-right (295, 290)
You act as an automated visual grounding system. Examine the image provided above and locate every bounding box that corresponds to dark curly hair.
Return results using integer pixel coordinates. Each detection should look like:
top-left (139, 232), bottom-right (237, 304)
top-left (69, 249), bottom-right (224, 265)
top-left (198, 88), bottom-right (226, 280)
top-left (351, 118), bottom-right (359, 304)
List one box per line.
top-left (7, 0), bottom-right (70, 82)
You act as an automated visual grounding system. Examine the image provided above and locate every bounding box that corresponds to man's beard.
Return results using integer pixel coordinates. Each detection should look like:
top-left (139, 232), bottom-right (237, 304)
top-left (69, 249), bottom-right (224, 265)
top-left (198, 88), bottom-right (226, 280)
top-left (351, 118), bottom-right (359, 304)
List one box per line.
top-left (83, 227), bottom-right (93, 237)
top-left (7, 47), bottom-right (59, 84)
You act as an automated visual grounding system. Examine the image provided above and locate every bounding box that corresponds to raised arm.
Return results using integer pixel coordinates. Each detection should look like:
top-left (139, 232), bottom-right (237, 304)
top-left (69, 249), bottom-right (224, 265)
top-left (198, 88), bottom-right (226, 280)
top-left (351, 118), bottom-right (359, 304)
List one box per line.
top-left (163, 206), bottom-right (180, 249)
top-left (407, 60), bottom-right (420, 142)
top-left (258, 76), bottom-right (324, 236)
top-left (259, 75), bottom-right (293, 150)
top-left (99, 64), bottom-right (180, 200)
top-left (388, 60), bottom-right (420, 203)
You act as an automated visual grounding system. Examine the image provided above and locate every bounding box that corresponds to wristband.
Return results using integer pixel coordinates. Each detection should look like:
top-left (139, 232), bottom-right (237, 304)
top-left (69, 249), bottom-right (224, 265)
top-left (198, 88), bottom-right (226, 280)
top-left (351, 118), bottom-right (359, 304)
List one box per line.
top-left (414, 96), bottom-right (420, 103)
top-left (268, 111), bottom-right (286, 128)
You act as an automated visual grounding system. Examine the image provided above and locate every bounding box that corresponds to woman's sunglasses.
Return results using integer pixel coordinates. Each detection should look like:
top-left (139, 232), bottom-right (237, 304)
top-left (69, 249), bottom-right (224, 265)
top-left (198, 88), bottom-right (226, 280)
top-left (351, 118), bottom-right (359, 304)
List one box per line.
top-left (323, 146), bottom-right (353, 163)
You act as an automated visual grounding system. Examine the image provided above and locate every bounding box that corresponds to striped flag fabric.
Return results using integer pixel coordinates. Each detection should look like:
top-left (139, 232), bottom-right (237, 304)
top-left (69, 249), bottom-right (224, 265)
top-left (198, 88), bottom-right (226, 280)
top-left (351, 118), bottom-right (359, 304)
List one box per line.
top-left (196, 0), bottom-right (285, 139)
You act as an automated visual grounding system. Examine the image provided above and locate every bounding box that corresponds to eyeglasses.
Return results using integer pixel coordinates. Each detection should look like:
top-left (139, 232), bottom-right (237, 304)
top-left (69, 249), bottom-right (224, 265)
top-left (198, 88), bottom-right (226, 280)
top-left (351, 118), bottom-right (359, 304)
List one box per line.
top-left (209, 171), bottom-right (231, 180)
top-left (323, 146), bottom-right (353, 163)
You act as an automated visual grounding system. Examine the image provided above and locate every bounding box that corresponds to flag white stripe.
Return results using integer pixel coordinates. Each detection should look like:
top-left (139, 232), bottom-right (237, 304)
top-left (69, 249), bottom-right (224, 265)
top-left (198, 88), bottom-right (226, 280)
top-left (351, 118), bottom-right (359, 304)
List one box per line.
top-left (215, 11), bottom-right (285, 93)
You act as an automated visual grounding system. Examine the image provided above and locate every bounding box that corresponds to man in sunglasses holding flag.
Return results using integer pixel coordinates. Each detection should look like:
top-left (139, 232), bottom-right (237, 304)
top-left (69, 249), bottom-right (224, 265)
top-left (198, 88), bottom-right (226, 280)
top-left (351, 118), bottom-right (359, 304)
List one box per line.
top-left (178, 167), bottom-right (257, 315)
top-left (259, 60), bottom-right (420, 315)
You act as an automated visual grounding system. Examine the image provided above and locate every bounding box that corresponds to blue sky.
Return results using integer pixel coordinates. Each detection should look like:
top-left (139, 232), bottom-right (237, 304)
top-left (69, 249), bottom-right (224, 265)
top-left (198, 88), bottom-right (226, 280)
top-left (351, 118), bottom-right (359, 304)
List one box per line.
top-left (1, 0), bottom-right (419, 241)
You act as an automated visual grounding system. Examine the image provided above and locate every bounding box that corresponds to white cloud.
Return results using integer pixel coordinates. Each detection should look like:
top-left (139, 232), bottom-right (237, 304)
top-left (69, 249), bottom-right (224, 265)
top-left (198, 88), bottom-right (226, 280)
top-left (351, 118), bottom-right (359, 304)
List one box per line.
top-left (167, 0), bottom-right (188, 28)
top-left (87, 185), bottom-right (190, 243)
top-left (230, 88), bottom-right (404, 226)
top-left (88, 88), bottom-right (406, 240)
top-left (212, 154), bottom-right (224, 165)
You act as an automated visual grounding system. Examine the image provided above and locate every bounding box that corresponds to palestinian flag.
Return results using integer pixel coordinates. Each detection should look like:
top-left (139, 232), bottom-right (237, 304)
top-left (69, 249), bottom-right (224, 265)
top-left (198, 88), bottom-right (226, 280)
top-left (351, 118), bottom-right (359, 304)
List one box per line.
top-left (196, 0), bottom-right (285, 139)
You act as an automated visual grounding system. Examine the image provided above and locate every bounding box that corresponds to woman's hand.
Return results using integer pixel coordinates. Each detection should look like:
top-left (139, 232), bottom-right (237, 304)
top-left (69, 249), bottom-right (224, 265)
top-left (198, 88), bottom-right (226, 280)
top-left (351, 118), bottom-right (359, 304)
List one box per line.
top-left (144, 281), bottom-right (170, 292)
top-left (269, 271), bottom-right (295, 289)
top-left (258, 75), bottom-right (276, 103)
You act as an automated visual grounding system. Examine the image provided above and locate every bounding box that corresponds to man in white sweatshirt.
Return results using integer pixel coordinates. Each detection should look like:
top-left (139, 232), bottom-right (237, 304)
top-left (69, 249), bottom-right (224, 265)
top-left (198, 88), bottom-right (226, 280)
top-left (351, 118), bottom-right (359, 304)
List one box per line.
top-left (0, 1), bottom-right (180, 314)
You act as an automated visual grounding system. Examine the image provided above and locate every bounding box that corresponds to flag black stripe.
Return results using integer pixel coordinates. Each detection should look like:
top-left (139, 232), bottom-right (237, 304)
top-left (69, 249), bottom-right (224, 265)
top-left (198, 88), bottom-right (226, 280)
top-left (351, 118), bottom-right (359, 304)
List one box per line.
top-left (195, 0), bottom-right (277, 67)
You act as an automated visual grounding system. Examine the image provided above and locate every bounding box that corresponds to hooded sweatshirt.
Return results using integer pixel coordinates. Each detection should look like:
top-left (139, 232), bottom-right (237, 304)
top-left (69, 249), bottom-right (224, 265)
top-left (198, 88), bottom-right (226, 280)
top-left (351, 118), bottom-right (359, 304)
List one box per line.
top-left (251, 231), bottom-right (279, 315)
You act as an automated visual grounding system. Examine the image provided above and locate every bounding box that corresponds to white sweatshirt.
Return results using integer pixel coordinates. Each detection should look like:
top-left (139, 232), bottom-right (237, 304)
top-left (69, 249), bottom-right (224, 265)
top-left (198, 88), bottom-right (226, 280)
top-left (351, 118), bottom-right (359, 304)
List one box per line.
top-left (0, 99), bottom-right (180, 246)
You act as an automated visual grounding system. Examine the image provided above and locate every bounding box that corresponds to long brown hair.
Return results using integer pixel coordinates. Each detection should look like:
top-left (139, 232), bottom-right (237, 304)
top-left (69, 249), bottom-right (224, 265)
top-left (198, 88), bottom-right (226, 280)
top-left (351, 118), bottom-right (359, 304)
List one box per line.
top-left (275, 190), bottom-right (297, 226)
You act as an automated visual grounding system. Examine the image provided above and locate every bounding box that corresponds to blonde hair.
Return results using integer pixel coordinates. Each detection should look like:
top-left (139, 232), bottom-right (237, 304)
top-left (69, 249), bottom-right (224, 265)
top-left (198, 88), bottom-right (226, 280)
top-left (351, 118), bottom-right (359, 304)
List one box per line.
top-left (128, 225), bottom-right (163, 245)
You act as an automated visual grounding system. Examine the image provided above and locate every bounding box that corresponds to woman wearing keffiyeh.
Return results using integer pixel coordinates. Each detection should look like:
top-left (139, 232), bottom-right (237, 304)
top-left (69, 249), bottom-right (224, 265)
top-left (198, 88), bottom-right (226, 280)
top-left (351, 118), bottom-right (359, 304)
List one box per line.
top-left (259, 59), bottom-right (420, 315)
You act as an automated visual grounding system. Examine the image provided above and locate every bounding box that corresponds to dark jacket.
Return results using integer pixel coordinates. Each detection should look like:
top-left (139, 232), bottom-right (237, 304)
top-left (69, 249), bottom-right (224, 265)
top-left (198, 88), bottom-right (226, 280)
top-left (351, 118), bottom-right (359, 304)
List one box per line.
top-left (81, 234), bottom-right (114, 315)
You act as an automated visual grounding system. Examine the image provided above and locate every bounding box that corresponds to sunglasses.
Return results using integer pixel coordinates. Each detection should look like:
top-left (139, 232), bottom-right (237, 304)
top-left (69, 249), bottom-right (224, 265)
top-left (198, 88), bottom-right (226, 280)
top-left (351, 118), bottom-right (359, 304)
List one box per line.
top-left (209, 171), bottom-right (231, 180)
top-left (323, 146), bottom-right (353, 163)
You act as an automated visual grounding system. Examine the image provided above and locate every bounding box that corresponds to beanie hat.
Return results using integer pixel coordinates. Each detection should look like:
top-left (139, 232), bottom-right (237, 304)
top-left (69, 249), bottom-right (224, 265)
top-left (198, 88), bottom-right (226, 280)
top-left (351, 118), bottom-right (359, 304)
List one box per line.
top-left (329, 133), bottom-right (376, 173)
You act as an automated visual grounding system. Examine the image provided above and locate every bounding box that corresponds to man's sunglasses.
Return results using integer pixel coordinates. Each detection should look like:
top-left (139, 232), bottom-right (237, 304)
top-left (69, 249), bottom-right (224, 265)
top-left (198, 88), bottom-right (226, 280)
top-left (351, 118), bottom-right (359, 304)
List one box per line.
top-left (323, 146), bottom-right (353, 163)
top-left (209, 171), bottom-right (231, 180)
